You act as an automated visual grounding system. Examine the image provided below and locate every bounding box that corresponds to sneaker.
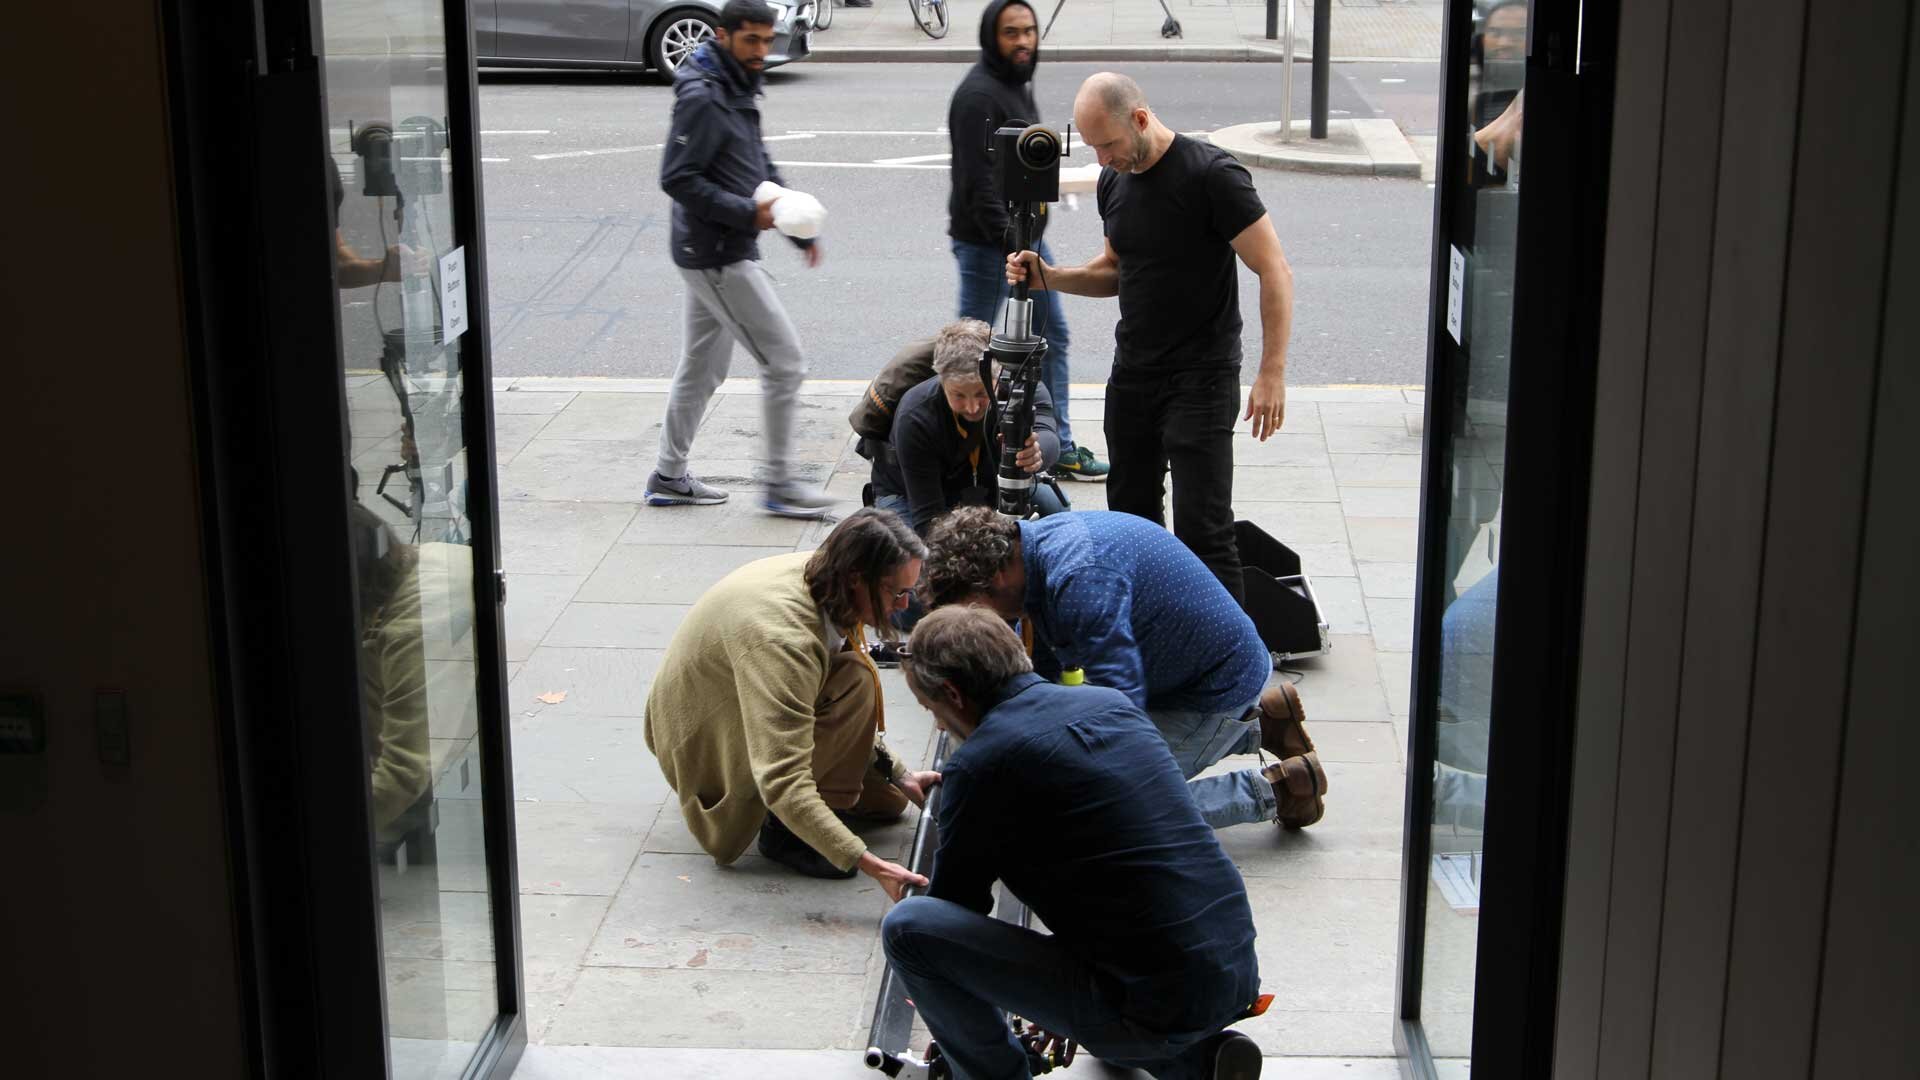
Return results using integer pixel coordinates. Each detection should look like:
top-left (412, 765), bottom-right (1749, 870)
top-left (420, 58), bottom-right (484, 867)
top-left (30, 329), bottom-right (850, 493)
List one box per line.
top-left (1204, 1029), bottom-right (1263, 1080)
top-left (764, 481), bottom-right (837, 519)
top-left (1052, 445), bottom-right (1110, 482)
top-left (1263, 752), bottom-right (1328, 830)
top-left (646, 471), bottom-right (729, 506)
top-left (757, 814), bottom-right (858, 879)
top-left (1257, 683), bottom-right (1316, 760)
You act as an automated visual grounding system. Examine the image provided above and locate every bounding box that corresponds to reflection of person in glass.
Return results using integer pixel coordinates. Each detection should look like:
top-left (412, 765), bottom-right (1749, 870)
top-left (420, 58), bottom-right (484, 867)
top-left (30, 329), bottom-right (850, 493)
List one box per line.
top-left (883, 606), bottom-right (1265, 1080)
top-left (329, 155), bottom-right (407, 289)
top-left (644, 509), bottom-right (938, 896)
top-left (349, 503), bottom-right (432, 836)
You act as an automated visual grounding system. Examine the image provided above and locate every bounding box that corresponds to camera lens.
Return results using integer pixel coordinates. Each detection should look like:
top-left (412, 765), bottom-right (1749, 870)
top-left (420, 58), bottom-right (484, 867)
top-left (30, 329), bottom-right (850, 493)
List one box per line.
top-left (1016, 127), bottom-right (1061, 170)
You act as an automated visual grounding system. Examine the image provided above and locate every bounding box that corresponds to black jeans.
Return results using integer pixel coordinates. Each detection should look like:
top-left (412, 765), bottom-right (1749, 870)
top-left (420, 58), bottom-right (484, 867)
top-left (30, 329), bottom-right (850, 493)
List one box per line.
top-left (1105, 366), bottom-right (1245, 603)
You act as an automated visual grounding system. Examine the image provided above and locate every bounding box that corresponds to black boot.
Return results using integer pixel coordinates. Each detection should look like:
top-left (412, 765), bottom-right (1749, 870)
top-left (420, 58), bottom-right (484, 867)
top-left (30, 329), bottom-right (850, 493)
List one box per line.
top-left (757, 813), bottom-right (858, 880)
top-left (1204, 1029), bottom-right (1261, 1079)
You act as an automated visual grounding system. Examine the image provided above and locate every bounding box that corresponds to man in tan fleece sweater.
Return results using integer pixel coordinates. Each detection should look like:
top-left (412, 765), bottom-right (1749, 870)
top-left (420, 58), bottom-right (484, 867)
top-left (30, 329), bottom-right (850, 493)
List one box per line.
top-left (645, 508), bottom-right (939, 896)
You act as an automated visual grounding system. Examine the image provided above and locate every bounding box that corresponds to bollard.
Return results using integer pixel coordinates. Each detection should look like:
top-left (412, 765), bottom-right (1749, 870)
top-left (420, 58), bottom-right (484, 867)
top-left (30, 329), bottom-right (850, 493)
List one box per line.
top-left (1279, 0), bottom-right (1295, 142)
top-left (1311, 0), bottom-right (1331, 139)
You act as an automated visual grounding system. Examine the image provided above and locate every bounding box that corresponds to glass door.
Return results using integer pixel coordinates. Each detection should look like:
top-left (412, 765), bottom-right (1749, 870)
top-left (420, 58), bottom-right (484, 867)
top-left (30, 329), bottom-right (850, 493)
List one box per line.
top-left (1397, 0), bottom-right (1612, 1072)
top-left (322, 0), bottom-right (523, 1075)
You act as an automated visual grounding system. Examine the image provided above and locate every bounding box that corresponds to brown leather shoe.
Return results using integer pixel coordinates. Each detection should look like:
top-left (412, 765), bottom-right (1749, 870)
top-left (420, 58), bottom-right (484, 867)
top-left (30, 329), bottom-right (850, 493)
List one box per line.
top-left (1264, 752), bottom-right (1328, 829)
top-left (1259, 683), bottom-right (1316, 760)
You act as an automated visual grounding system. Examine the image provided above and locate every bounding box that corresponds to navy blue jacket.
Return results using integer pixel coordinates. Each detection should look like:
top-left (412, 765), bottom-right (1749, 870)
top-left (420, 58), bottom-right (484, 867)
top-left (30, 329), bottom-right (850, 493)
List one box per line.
top-left (661, 42), bottom-right (809, 269)
top-left (929, 673), bottom-right (1260, 1033)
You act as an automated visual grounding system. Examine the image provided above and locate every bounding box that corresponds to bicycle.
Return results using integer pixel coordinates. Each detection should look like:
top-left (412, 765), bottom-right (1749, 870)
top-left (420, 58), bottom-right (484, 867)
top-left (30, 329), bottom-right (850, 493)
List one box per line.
top-left (907, 0), bottom-right (948, 39)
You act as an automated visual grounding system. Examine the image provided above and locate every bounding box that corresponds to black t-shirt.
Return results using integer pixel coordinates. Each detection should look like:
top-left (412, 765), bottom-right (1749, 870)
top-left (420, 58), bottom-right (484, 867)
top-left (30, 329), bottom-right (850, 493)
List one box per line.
top-left (1096, 134), bottom-right (1267, 372)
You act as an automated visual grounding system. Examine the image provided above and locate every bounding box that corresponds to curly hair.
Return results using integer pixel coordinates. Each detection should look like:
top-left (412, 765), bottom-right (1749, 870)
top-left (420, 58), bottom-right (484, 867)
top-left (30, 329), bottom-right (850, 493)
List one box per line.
top-left (923, 505), bottom-right (1021, 609)
top-left (931, 319), bottom-right (993, 383)
top-left (805, 507), bottom-right (928, 639)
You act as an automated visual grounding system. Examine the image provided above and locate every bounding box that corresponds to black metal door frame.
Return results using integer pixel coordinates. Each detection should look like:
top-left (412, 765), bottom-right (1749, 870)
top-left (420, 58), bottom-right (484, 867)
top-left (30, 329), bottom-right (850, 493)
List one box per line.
top-left (1395, 0), bottom-right (1619, 1075)
top-left (161, 0), bottom-right (525, 1076)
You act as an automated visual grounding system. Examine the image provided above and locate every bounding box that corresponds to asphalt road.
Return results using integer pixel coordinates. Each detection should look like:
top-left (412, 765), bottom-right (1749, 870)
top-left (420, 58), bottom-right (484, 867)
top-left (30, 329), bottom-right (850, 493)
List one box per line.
top-left (383, 61), bottom-right (1438, 384)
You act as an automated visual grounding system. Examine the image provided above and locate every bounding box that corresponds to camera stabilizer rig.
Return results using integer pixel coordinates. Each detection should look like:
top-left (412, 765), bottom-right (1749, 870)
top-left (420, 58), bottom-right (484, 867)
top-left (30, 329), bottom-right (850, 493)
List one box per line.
top-left (979, 122), bottom-right (1069, 521)
top-left (865, 124), bottom-right (1077, 1080)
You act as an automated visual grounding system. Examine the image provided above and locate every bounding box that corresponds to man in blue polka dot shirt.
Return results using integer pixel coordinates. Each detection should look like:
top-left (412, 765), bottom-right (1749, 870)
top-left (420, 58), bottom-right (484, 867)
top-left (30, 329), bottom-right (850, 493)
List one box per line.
top-left (924, 506), bottom-right (1328, 830)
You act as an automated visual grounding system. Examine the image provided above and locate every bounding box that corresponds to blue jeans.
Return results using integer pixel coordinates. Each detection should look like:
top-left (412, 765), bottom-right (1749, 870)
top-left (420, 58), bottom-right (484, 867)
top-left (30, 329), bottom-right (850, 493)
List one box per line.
top-left (1147, 702), bottom-right (1276, 830)
top-left (953, 237), bottom-right (1074, 452)
top-left (882, 896), bottom-right (1225, 1080)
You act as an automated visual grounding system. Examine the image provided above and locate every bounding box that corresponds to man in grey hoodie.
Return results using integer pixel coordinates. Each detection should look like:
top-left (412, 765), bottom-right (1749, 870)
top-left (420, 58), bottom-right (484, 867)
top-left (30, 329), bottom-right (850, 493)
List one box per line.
top-left (648, 0), bottom-right (836, 518)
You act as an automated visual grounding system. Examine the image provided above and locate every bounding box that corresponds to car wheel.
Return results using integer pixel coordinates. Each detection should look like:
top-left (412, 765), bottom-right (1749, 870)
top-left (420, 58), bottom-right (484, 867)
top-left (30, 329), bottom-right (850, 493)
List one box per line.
top-left (649, 9), bottom-right (719, 77)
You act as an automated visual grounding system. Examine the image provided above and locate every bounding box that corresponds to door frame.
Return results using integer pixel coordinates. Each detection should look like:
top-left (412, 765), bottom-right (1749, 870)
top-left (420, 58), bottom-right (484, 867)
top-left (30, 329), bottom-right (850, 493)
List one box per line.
top-left (1394, 0), bottom-right (1620, 1074)
top-left (161, 0), bottom-right (526, 1075)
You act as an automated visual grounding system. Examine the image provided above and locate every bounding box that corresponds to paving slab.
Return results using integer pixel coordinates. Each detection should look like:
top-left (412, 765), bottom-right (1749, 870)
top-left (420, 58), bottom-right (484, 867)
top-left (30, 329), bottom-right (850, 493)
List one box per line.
top-left (541, 602), bottom-right (692, 651)
top-left (515, 801), bottom-right (653, 897)
top-left (586, 851), bottom-right (889, 974)
top-left (543, 967), bottom-right (870, 1048)
top-left (1358, 560), bottom-right (1416, 599)
top-left (509, 713), bottom-right (669, 805)
top-left (510, 648), bottom-right (665, 720)
top-left (1235, 463), bottom-right (1341, 502)
top-left (1339, 485), bottom-right (1422, 518)
top-left (504, 574), bottom-right (590, 663)
top-left (577, 544), bottom-right (793, 604)
top-left (1304, 575), bottom-right (1370, 635)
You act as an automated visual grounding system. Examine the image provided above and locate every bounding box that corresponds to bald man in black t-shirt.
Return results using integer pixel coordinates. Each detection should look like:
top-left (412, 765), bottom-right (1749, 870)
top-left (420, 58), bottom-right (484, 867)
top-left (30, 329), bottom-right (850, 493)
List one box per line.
top-left (1006, 72), bottom-right (1296, 604)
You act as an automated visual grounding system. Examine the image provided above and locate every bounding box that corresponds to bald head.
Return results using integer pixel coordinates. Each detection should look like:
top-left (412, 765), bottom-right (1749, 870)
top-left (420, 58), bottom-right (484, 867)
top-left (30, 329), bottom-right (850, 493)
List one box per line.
top-left (1075, 72), bottom-right (1147, 122)
top-left (1073, 72), bottom-right (1163, 173)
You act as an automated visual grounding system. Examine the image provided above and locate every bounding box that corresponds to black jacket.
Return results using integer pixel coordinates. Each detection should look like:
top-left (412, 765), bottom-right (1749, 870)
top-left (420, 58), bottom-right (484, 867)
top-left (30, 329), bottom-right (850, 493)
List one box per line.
top-left (947, 0), bottom-right (1049, 251)
top-left (871, 374), bottom-right (1059, 535)
top-left (661, 43), bottom-right (809, 269)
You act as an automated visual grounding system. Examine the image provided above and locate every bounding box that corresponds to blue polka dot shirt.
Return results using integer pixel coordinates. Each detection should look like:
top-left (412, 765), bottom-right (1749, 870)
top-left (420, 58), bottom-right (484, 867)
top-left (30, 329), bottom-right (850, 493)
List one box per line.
top-left (1019, 512), bottom-right (1270, 714)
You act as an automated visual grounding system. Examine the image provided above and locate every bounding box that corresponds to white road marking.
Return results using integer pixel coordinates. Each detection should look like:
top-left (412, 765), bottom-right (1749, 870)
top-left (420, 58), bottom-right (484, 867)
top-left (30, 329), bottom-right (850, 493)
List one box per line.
top-left (532, 143), bottom-right (662, 160)
top-left (783, 129), bottom-right (949, 136)
top-left (771, 160), bottom-right (947, 170)
top-left (1381, 77), bottom-right (1407, 83)
top-left (872, 151), bottom-right (954, 165)
top-left (760, 133), bottom-right (819, 142)
top-left (481, 157), bottom-right (511, 163)
top-left (481, 129), bottom-right (554, 135)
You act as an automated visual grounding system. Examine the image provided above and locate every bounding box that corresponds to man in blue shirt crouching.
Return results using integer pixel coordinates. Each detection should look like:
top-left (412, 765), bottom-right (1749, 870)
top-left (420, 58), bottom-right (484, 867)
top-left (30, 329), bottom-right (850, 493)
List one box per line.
top-left (923, 506), bottom-right (1327, 832)
top-left (885, 605), bottom-right (1265, 1079)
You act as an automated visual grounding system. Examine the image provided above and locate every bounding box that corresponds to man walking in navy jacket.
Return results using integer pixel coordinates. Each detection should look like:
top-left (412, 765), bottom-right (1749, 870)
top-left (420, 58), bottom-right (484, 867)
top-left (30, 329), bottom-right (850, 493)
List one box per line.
top-left (648, 0), bottom-right (836, 518)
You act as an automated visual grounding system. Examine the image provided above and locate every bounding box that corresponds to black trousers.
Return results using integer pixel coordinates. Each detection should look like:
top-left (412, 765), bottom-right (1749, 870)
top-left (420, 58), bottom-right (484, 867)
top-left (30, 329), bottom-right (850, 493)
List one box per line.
top-left (1104, 366), bottom-right (1245, 603)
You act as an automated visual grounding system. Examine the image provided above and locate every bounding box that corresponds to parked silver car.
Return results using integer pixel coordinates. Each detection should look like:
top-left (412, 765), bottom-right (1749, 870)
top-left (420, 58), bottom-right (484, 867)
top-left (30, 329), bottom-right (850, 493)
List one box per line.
top-left (476, 0), bottom-right (814, 77)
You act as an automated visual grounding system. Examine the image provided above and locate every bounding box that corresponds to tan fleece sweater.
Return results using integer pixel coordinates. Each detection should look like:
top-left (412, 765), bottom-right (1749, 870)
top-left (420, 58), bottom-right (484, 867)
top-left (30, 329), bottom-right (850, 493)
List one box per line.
top-left (644, 552), bottom-right (904, 871)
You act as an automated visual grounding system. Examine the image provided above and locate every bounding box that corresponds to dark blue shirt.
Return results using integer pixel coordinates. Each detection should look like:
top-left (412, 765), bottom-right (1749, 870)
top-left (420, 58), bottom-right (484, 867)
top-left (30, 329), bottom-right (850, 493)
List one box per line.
top-left (930, 674), bottom-right (1260, 1033)
top-left (1019, 512), bottom-right (1270, 713)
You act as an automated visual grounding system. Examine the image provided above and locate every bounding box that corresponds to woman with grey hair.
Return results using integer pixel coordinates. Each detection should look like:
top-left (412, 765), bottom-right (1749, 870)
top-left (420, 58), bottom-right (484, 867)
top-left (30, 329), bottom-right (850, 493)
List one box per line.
top-left (868, 318), bottom-right (1068, 541)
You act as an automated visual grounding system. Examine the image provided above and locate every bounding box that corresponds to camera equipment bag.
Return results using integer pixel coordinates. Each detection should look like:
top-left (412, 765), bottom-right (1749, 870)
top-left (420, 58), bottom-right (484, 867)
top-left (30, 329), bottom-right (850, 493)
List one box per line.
top-left (849, 338), bottom-right (937, 442)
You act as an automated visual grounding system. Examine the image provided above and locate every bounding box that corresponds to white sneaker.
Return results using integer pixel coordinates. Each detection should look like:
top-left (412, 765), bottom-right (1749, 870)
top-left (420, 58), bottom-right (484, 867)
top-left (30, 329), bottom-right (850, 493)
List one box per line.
top-left (646, 471), bottom-right (729, 506)
top-left (763, 481), bottom-right (836, 519)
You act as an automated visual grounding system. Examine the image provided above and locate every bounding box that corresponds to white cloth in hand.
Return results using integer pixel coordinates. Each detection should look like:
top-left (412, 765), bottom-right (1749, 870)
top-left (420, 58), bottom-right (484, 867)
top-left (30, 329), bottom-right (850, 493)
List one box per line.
top-left (752, 181), bottom-right (827, 240)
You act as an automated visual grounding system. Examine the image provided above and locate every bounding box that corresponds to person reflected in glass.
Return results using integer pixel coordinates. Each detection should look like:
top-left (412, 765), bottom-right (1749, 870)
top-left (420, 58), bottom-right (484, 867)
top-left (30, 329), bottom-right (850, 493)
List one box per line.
top-left (645, 509), bottom-right (940, 894)
top-left (349, 502), bottom-right (432, 838)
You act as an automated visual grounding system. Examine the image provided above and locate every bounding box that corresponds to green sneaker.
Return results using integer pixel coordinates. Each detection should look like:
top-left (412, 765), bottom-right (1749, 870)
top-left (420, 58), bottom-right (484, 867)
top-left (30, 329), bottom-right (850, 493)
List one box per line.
top-left (1053, 445), bottom-right (1110, 482)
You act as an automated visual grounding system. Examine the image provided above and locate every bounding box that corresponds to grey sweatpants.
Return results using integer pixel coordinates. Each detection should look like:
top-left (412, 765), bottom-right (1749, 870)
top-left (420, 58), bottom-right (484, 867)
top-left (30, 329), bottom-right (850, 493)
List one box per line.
top-left (656, 260), bottom-right (808, 484)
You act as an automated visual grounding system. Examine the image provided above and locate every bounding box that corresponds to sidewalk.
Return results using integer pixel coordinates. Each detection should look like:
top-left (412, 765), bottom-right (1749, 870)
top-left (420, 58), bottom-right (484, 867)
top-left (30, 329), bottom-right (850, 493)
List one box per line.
top-left (472, 375), bottom-right (1428, 1076)
top-left (808, 0), bottom-right (1444, 63)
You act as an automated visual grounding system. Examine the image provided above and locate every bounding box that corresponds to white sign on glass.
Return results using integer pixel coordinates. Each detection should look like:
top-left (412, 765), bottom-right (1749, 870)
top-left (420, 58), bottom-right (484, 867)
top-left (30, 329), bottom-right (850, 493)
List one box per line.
top-left (439, 246), bottom-right (469, 343)
top-left (1446, 245), bottom-right (1466, 345)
